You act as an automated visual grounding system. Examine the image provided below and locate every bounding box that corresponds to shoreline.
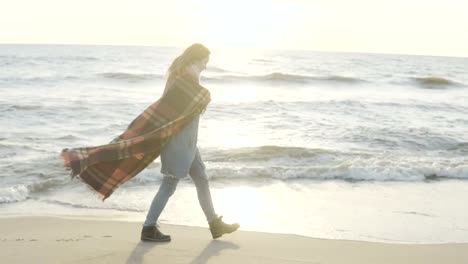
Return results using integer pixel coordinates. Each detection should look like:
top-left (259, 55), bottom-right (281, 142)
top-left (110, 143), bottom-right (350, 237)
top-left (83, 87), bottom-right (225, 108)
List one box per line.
top-left (1, 216), bottom-right (468, 264)
top-left (3, 179), bottom-right (468, 245)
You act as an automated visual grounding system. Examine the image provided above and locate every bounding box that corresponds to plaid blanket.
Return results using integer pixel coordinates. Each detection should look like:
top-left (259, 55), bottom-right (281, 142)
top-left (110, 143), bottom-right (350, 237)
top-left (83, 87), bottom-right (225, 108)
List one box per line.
top-left (60, 75), bottom-right (211, 200)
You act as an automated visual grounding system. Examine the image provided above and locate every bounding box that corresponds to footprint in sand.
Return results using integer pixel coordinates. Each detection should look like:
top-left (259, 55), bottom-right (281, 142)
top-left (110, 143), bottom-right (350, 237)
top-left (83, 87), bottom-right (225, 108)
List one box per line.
top-left (56, 238), bottom-right (80, 242)
top-left (102, 235), bottom-right (112, 238)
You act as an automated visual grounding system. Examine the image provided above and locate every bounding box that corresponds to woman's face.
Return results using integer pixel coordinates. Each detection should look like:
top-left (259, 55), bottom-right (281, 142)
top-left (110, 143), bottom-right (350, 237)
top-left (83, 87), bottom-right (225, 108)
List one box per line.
top-left (196, 57), bottom-right (209, 72)
top-left (187, 57), bottom-right (209, 78)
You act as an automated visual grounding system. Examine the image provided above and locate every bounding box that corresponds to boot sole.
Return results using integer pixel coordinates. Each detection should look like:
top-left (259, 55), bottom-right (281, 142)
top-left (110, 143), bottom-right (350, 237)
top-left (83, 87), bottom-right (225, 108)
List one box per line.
top-left (141, 237), bottom-right (171, 242)
top-left (211, 226), bottom-right (240, 239)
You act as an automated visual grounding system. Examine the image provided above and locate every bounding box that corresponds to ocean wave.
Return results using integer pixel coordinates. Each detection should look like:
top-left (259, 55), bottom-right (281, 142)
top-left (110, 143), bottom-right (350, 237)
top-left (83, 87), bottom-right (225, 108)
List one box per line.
top-left (323, 75), bottom-right (365, 83)
top-left (42, 199), bottom-right (144, 212)
top-left (206, 73), bottom-right (366, 84)
top-left (98, 72), bottom-right (163, 81)
top-left (60, 56), bottom-right (99, 62)
top-left (125, 146), bottom-right (468, 183)
top-left (0, 75), bottom-right (81, 84)
top-left (0, 55), bottom-right (99, 67)
top-left (203, 163), bottom-right (468, 182)
top-left (207, 146), bottom-right (338, 162)
top-left (251, 58), bottom-right (275, 63)
top-left (0, 178), bottom-right (72, 204)
top-left (55, 134), bottom-right (81, 141)
top-left (198, 146), bottom-right (468, 182)
top-left (0, 143), bottom-right (39, 152)
top-left (5, 104), bottom-right (43, 111)
top-left (28, 179), bottom-right (65, 193)
top-left (28, 55), bottom-right (100, 62)
top-left (24, 55), bottom-right (99, 62)
top-left (207, 66), bottom-right (229, 73)
top-left (0, 185), bottom-right (29, 204)
top-left (412, 77), bottom-right (462, 88)
top-left (447, 142), bottom-right (468, 154)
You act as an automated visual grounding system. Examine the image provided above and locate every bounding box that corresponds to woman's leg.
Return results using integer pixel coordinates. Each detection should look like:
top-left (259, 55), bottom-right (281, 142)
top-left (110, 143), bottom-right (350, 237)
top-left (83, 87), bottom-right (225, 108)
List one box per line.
top-left (189, 151), bottom-right (217, 223)
top-left (189, 150), bottom-right (240, 238)
top-left (143, 175), bottom-right (179, 227)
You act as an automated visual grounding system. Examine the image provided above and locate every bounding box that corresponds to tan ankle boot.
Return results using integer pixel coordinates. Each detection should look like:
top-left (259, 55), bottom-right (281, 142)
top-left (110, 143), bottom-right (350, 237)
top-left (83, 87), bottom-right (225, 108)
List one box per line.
top-left (209, 216), bottom-right (240, 239)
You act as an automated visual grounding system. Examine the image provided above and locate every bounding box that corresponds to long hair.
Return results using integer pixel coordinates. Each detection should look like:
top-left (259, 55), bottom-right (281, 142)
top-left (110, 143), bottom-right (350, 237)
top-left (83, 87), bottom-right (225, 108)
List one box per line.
top-left (165, 43), bottom-right (210, 92)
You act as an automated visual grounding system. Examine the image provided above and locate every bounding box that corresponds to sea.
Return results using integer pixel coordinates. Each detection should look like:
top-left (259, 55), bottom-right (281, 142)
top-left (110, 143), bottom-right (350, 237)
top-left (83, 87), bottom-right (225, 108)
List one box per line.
top-left (0, 44), bottom-right (467, 244)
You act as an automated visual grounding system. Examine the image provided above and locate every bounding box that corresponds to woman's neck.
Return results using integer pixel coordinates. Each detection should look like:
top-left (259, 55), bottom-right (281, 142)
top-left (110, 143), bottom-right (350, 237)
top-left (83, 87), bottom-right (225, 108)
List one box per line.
top-left (185, 70), bottom-right (201, 83)
top-left (180, 71), bottom-right (200, 84)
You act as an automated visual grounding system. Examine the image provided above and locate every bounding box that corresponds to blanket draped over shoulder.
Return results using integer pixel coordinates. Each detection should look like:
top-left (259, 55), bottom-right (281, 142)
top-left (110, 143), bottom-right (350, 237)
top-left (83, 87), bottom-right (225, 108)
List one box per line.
top-left (61, 75), bottom-right (211, 200)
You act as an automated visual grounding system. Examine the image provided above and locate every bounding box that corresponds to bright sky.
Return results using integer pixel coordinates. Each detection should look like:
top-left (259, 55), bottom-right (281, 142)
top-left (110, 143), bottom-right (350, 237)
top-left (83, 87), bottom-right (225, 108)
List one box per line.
top-left (1, 0), bottom-right (467, 57)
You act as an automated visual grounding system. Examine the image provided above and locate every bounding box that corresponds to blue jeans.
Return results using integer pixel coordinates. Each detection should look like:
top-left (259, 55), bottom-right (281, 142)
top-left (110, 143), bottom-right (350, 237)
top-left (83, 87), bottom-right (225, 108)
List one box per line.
top-left (143, 158), bottom-right (217, 227)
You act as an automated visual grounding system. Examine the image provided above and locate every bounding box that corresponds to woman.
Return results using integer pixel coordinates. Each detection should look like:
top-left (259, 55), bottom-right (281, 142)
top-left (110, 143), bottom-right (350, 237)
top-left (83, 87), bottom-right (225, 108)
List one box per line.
top-left (61, 44), bottom-right (239, 243)
top-left (141, 44), bottom-right (240, 242)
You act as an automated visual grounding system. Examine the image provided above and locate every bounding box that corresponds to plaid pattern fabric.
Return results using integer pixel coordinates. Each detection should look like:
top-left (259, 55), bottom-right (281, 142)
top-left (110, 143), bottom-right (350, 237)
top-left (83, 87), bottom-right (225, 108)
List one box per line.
top-left (60, 75), bottom-right (211, 200)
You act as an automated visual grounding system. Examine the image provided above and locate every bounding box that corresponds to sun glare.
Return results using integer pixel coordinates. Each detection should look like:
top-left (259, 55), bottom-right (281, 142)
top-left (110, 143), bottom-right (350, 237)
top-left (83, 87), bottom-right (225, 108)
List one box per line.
top-left (195, 0), bottom-right (304, 49)
top-left (216, 186), bottom-right (267, 227)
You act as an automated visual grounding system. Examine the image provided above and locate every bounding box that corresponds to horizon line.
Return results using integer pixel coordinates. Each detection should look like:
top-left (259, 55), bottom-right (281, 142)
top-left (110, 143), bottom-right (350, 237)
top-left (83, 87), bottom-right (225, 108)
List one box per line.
top-left (1, 42), bottom-right (467, 59)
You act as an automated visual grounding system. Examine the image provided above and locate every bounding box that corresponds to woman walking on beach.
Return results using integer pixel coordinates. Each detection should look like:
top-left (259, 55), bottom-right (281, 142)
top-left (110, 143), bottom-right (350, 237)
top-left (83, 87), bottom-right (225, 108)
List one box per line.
top-left (61, 43), bottom-right (239, 242)
top-left (140, 44), bottom-right (240, 242)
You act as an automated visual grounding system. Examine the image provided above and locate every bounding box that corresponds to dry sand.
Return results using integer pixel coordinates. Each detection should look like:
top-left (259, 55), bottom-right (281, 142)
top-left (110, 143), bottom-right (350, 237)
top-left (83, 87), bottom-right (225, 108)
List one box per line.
top-left (1, 216), bottom-right (467, 264)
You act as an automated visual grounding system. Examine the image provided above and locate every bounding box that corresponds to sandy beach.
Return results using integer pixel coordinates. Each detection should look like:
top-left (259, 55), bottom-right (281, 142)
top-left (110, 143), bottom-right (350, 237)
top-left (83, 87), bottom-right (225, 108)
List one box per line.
top-left (0, 216), bottom-right (467, 264)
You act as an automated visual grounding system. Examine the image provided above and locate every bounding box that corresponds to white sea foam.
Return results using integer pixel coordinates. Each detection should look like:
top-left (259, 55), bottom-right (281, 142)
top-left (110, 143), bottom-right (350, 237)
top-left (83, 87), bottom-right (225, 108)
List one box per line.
top-left (0, 185), bottom-right (29, 203)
